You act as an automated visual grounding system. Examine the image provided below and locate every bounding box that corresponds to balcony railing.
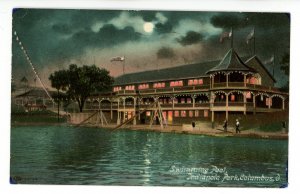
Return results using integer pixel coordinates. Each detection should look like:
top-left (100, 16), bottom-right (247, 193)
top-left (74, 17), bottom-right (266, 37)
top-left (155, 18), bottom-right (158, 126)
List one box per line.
top-left (115, 82), bottom-right (283, 95)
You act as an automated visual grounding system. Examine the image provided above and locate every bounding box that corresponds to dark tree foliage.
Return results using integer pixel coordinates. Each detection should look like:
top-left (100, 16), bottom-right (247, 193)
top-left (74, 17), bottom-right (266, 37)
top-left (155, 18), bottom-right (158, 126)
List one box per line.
top-left (49, 64), bottom-right (114, 112)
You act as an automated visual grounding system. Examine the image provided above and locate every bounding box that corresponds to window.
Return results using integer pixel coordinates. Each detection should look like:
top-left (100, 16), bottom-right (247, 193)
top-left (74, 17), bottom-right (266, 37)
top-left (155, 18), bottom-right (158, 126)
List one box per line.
top-left (174, 111), bottom-right (179, 117)
top-left (188, 79), bottom-right (204, 86)
top-left (174, 98), bottom-right (178, 104)
top-left (181, 98), bottom-right (185, 103)
top-left (230, 94), bottom-right (235, 101)
top-left (246, 92), bottom-right (251, 99)
top-left (187, 98), bottom-right (192, 103)
top-left (189, 111), bottom-right (193, 117)
top-left (181, 111), bottom-right (186, 117)
top-left (138, 84), bottom-right (149, 90)
top-left (113, 86), bottom-right (122, 92)
top-left (146, 111), bottom-right (151, 116)
top-left (195, 110), bottom-right (199, 117)
top-left (204, 110), bottom-right (208, 117)
top-left (125, 85), bottom-right (135, 90)
top-left (153, 82), bottom-right (165, 88)
top-left (170, 80), bottom-right (183, 87)
top-left (266, 98), bottom-right (272, 106)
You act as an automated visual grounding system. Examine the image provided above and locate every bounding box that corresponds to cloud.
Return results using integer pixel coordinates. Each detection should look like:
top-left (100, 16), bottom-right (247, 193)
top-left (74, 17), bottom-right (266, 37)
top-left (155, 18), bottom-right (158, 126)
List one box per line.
top-left (156, 47), bottom-right (176, 59)
top-left (176, 31), bottom-right (204, 46)
top-left (210, 13), bottom-right (247, 29)
top-left (52, 23), bottom-right (73, 34)
top-left (155, 21), bottom-right (174, 34)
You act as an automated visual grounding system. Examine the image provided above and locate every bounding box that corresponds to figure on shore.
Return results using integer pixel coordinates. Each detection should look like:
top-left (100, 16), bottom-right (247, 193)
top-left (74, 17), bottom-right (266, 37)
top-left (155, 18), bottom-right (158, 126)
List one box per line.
top-left (223, 119), bottom-right (228, 132)
top-left (235, 119), bottom-right (241, 133)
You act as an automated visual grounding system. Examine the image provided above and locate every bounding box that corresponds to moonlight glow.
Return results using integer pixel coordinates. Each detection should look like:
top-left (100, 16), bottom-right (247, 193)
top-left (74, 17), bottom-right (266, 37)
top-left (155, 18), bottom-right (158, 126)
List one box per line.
top-left (143, 22), bottom-right (154, 33)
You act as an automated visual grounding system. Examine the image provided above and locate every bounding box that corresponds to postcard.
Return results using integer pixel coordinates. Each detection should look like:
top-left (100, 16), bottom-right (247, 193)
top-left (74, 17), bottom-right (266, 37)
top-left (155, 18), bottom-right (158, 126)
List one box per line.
top-left (10, 8), bottom-right (289, 187)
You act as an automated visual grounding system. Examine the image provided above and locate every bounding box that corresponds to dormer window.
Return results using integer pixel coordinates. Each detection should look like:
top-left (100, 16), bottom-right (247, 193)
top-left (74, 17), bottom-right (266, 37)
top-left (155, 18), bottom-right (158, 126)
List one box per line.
top-left (113, 86), bottom-right (122, 92)
top-left (138, 84), bottom-right (149, 90)
top-left (170, 80), bottom-right (183, 87)
top-left (125, 85), bottom-right (135, 90)
top-left (188, 79), bottom-right (203, 85)
top-left (153, 82), bottom-right (165, 88)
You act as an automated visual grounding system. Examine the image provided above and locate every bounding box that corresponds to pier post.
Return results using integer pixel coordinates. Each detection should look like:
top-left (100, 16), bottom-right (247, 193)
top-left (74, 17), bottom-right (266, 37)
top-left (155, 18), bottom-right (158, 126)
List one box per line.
top-left (253, 94), bottom-right (256, 115)
top-left (117, 98), bottom-right (120, 125)
top-left (226, 94), bottom-right (228, 120)
top-left (243, 92), bottom-right (246, 115)
top-left (133, 97), bottom-right (136, 125)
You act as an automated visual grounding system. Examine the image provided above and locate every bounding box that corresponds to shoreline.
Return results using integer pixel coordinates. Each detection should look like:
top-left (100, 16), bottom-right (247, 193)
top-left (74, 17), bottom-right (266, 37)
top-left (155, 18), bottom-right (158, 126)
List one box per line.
top-left (11, 122), bottom-right (288, 140)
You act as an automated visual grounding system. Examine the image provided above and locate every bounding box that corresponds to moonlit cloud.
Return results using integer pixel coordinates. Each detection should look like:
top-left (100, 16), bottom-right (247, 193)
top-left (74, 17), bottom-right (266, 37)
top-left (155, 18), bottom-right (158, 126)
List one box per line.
top-left (12, 9), bottom-right (290, 88)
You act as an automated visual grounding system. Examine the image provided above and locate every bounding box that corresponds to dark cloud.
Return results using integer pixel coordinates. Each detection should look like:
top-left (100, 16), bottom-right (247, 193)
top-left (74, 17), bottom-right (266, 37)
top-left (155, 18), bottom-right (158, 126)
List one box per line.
top-left (155, 21), bottom-right (173, 34)
top-left (156, 47), bottom-right (176, 59)
top-left (52, 23), bottom-right (73, 34)
top-left (245, 12), bottom-right (290, 28)
top-left (176, 31), bottom-right (204, 46)
top-left (210, 13), bottom-right (247, 29)
top-left (129, 10), bottom-right (158, 22)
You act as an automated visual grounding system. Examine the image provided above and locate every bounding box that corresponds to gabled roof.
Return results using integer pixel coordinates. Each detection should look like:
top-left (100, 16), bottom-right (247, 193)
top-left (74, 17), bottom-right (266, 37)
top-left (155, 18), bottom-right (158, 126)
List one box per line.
top-left (15, 88), bottom-right (59, 98)
top-left (206, 49), bottom-right (257, 74)
top-left (245, 55), bottom-right (276, 83)
top-left (114, 60), bottom-right (218, 85)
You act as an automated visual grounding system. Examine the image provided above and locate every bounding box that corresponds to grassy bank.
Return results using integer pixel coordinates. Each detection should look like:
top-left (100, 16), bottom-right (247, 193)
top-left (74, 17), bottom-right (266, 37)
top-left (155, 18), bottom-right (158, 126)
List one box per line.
top-left (11, 110), bottom-right (67, 125)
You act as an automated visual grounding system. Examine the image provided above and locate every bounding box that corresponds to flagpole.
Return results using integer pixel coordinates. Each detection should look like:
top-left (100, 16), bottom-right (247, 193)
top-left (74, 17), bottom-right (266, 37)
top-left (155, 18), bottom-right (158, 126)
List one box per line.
top-left (231, 27), bottom-right (233, 49)
top-left (253, 27), bottom-right (256, 55)
top-left (123, 58), bottom-right (125, 75)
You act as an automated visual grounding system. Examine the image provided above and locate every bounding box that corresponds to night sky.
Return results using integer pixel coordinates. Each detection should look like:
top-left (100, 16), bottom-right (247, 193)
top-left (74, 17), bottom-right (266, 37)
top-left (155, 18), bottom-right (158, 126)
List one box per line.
top-left (11, 9), bottom-right (290, 88)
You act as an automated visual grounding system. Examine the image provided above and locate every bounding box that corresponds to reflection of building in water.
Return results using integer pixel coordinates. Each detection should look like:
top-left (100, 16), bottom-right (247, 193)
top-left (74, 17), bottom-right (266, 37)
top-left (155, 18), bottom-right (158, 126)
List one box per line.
top-left (85, 49), bottom-right (288, 125)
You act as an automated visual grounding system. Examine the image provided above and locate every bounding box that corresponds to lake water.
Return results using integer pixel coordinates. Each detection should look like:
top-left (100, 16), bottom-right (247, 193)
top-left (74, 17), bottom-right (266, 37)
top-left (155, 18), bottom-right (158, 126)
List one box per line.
top-left (10, 125), bottom-right (288, 187)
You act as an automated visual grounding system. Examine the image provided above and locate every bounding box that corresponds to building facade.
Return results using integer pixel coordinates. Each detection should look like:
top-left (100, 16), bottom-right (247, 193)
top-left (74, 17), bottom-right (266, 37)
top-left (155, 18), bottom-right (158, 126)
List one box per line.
top-left (84, 49), bottom-right (288, 126)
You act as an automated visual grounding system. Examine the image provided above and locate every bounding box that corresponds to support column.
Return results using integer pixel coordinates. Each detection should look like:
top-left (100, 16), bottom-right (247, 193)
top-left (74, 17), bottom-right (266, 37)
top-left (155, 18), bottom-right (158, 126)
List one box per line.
top-left (133, 97), bottom-right (136, 125)
top-left (226, 73), bottom-right (229, 88)
top-left (192, 95), bottom-right (195, 108)
top-left (282, 98), bottom-right (285, 110)
top-left (268, 97), bottom-right (271, 109)
top-left (243, 92), bottom-right (246, 115)
top-left (212, 76), bottom-right (214, 88)
top-left (226, 94), bottom-right (228, 120)
top-left (253, 95), bottom-right (256, 115)
top-left (117, 98), bottom-right (120, 125)
top-left (211, 111), bottom-right (215, 128)
top-left (172, 97), bottom-right (175, 109)
top-left (244, 74), bottom-right (247, 87)
top-left (110, 100), bottom-right (113, 120)
top-left (123, 98), bottom-right (126, 122)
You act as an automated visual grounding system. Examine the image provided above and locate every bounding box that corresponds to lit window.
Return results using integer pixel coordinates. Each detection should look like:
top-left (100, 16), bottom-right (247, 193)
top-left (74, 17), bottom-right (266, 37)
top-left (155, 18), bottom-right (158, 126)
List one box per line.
top-left (174, 111), bottom-right (179, 117)
top-left (174, 98), bottom-right (178, 104)
top-left (187, 98), bottom-right (191, 103)
top-left (231, 94), bottom-right (235, 101)
top-left (188, 79), bottom-right (203, 85)
top-left (189, 111), bottom-right (193, 117)
top-left (181, 111), bottom-right (186, 117)
top-left (246, 92), bottom-right (251, 99)
top-left (138, 84), bottom-right (149, 90)
top-left (153, 82), bottom-right (165, 88)
top-left (195, 110), bottom-right (199, 117)
top-left (146, 111), bottom-right (151, 116)
top-left (181, 98), bottom-right (185, 103)
top-left (204, 110), bottom-right (208, 117)
top-left (170, 80), bottom-right (183, 87)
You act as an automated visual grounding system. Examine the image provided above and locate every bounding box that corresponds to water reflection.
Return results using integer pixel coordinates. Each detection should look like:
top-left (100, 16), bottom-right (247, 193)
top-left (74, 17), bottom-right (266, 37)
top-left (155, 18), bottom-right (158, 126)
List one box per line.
top-left (11, 126), bottom-right (288, 187)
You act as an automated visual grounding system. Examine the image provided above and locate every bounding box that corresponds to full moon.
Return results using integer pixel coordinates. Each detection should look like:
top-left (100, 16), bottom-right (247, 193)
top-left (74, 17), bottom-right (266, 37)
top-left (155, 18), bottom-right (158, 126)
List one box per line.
top-left (143, 22), bottom-right (154, 33)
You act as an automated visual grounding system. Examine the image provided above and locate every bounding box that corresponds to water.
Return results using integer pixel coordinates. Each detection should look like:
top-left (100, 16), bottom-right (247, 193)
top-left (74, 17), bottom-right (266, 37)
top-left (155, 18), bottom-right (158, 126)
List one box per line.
top-left (10, 125), bottom-right (288, 187)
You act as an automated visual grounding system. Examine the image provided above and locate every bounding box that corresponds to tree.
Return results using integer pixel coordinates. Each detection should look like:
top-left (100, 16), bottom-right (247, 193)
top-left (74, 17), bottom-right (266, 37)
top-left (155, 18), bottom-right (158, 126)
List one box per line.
top-left (279, 52), bottom-right (289, 92)
top-left (49, 64), bottom-right (114, 112)
top-left (280, 52), bottom-right (289, 76)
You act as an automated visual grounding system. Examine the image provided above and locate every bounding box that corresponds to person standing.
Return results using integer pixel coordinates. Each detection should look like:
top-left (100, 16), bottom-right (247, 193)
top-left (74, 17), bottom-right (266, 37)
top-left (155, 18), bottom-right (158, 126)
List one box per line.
top-left (235, 119), bottom-right (241, 133)
top-left (223, 119), bottom-right (228, 132)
